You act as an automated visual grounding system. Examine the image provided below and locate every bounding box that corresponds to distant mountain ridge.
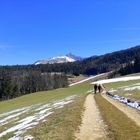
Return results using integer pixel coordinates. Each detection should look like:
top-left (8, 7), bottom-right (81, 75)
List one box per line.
top-left (35, 53), bottom-right (83, 65)
top-left (1, 45), bottom-right (140, 76)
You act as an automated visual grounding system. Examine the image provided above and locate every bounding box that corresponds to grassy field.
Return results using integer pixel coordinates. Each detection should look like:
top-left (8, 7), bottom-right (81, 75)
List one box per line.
top-left (68, 74), bottom-right (86, 84)
top-left (1, 73), bottom-right (140, 139)
top-left (0, 81), bottom-right (92, 113)
top-left (26, 94), bottom-right (87, 140)
top-left (0, 77), bottom-right (94, 139)
top-left (127, 72), bottom-right (140, 76)
top-left (104, 79), bottom-right (140, 89)
top-left (95, 93), bottom-right (140, 140)
top-left (0, 93), bottom-right (87, 140)
top-left (104, 79), bottom-right (140, 102)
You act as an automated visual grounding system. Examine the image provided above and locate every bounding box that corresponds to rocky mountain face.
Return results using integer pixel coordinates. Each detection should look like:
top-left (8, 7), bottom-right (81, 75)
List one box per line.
top-left (35, 53), bottom-right (83, 65)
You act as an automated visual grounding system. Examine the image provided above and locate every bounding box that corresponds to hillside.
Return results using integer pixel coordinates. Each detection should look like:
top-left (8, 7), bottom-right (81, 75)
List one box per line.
top-left (73, 44), bottom-right (140, 75)
top-left (1, 45), bottom-right (140, 101)
top-left (1, 73), bottom-right (140, 139)
top-left (34, 53), bottom-right (83, 65)
top-left (0, 74), bottom-right (102, 139)
top-left (1, 45), bottom-right (140, 75)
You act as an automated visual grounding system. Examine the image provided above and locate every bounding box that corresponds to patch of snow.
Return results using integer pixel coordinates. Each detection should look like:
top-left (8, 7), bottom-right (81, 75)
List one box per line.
top-left (86, 90), bottom-right (93, 93)
top-left (0, 108), bottom-right (31, 126)
top-left (123, 86), bottom-right (140, 91)
top-left (106, 92), bottom-right (140, 111)
top-left (125, 93), bottom-right (132, 96)
top-left (52, 100), bottom-right (72, 108)
top-left (0, 107), bottom-right (28, 118)
top-left (35, 103), bottom-right (50, 111)
top-left (132, 83), bottom-right (140, 86)
top-left (0, 95), bottom-right (77, 139)
top-left (9, 135), bottom-right (34, 140)
top-left (24, 135), bottom-right (34, 140)
top-left (51, 56), bottom-right (75, 62)
top-left (0, 104), bottom-right (41, 118)
top-left (91, 76), bottom-right (140, 84)
top-left (37, 108), bottom-right (52, 115)
top-left (127, 102), bottom-right (139, 108)
top-left (65, 56), bottom-right (75, 62)
top-left (108, 89), bottom-right (117, 93)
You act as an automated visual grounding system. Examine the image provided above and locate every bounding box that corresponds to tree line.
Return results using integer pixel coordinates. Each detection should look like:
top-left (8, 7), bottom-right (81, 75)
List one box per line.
top-left (0, 71), bottom-right (68, 100)
top-left (1, 45), bottom-right (140, 100)
top-left (117, 53), bottom-right (140, 76)
top-left (1, 45), bottom-right (140, 76)
top-left (107, 52), bottom-right (140, 78)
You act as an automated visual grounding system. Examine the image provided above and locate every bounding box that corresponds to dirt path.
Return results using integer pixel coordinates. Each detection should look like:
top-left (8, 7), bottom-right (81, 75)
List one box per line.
top-left (102, 93), bottom-right (140, 127)
top-left (75, 94), bottom-right (107, 140)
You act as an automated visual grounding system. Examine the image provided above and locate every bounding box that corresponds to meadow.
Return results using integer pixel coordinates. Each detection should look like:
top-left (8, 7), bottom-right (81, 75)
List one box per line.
top-left (104, 79), bottom-right (140, 103)
top-left (0, 78), bottom-right (93, 140)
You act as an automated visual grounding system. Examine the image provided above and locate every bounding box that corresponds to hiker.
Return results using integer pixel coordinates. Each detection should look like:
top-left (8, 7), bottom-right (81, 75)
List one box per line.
top-left (94, 84), bottom-right (98, 94)
top-left (98, 84), bottom-right (102, 93)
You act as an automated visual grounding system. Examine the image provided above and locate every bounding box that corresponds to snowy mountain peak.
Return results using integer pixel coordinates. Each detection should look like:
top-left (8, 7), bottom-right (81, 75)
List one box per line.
top-left (34, 53), bottom-right (83, 65)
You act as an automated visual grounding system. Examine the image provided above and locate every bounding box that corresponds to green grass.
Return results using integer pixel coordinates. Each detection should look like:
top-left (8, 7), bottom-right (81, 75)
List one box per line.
top-left (104, 80), bottom-right (140, 89)
top-left (95, 94), bottom-right (140, 140)
top-left (111, 89), bottom-right (140, 103)
top-left (0, 133), bottom-right (14, 140)
top-left (0, 81), bottom-right (91, 140)
top-left (25, 94), bottom-right (87, 140)
top-left (104, 80), bottom-right (140, 102)
top-left (0, 82), bottom-right (92, 113)
top-left (0, 74), bottom-right (105, 139)
top-left (127, 72), bottom-right (140, 76)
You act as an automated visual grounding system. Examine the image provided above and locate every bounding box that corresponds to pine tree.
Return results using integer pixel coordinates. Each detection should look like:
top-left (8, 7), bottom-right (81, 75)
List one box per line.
top-left (0, 72), bottom-right (13, 100)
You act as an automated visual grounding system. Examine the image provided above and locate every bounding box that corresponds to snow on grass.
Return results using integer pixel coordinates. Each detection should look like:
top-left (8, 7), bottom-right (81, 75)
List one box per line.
top-left (123, 86), bottom-right (140, 91)
top-left (106, 92), bottom-right (140, 111)
top-left (92, 75), bottom-right (140, 113)
top-left (0, 95), bottom-right (77, 140)
top-left (0, 104), bottom-right (42, 118)
top-left (22, 135), bottom-right (33, 140)
top-left (108, 85), bottom-right (140, 93)
top-left (91, 76), bottom-right (140, 84)
top-left (0, 109), bottom-right (31, 126)
top-left (0, 107), bottom-right (29, 118)
top-left (132, 83), bottom-right (140, 86)
top-left (108, 89), bottom-right (117, 93)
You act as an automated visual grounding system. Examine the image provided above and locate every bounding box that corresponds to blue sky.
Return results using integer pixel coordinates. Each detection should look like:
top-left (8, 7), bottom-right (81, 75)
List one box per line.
top-left (0, 0), bottom-right (140, 65)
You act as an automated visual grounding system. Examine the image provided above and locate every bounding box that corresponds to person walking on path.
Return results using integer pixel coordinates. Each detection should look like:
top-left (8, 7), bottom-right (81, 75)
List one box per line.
top-left (98, 84), bottom-right (102, 93)
top-left (94, 84), bottom-right (98, 94)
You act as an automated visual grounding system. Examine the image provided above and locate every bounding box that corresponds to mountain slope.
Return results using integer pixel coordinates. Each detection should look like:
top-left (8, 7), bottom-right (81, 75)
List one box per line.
top-left (35, 53), bottom-right (83, 65)
top-left (1, 45), bottom-right (140, 75)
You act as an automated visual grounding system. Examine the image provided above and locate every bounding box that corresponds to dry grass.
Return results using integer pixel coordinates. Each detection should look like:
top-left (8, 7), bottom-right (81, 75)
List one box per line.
top-left (104, 80), bottom-right (140, 90)
top-left (95, 93), bottom-right (140, 140)
top-left (104, 80), bottom-right (140, 103)
top-left (0, 82), bottom-right (91, 113)
top-left (26, 94), bottom-right (87, 140)
top-left (68, 75), bottom-right (86, 84)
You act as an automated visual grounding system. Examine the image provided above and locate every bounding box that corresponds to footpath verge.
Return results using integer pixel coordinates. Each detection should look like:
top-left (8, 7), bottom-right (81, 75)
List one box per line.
top-left (95, 93), bottom-right (140, 140)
